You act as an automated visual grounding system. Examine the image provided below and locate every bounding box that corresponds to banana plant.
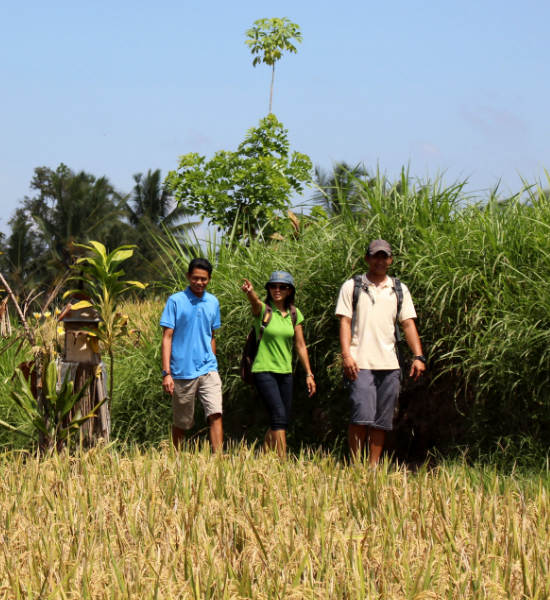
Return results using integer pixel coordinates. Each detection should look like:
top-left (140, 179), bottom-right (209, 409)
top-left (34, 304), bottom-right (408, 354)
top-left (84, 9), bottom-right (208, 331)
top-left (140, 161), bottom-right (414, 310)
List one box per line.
top-left (0, 355), bottom-right (105, 451)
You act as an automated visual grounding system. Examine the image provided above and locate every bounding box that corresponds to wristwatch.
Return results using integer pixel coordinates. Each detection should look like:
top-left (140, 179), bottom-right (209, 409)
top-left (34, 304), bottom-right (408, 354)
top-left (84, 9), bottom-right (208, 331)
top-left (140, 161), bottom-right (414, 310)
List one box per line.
top-left (413, 355), bottom-right (426, 364)
top-left (162, 369), bottom-right (171, 378)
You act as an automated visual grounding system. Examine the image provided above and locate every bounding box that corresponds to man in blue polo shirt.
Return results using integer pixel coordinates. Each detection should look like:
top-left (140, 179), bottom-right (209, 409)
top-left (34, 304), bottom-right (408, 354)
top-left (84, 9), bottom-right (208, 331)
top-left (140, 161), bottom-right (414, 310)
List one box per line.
top-left (160, 257), bottom-right (223, 451)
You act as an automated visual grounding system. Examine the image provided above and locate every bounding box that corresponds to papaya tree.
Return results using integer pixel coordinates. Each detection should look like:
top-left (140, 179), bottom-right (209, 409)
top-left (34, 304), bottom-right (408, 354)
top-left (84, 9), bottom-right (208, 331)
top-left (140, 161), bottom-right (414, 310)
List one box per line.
top-left (245, 17), bottom-right (302, 113)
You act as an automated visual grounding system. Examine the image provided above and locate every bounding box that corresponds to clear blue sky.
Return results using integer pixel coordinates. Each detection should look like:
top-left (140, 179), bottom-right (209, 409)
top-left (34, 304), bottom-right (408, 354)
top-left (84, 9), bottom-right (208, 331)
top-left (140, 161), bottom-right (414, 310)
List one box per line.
top-left (2, 0), bottom-right (549, 234)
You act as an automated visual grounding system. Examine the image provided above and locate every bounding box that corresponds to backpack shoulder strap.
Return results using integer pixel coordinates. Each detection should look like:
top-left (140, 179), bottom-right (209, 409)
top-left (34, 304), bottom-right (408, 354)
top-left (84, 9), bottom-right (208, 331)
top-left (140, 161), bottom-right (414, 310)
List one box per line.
top-left (352, 274), bottom-right (363, 313)
top-left (289, 304), bottom-right (297, 328)
top-left (392, 277), bottom-right (403, 316)
top-left (262, 303), bottom-right (273, 325)
top-left (392, 277), bottom-right (403, 342)
top-left (257, 303), bottom-right (272, 344)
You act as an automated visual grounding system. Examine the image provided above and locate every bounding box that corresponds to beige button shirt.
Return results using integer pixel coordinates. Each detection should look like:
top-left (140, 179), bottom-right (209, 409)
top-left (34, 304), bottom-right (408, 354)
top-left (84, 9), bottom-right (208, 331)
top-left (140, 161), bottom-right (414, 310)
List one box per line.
top-left (335, 276), bottom-right (417, 369)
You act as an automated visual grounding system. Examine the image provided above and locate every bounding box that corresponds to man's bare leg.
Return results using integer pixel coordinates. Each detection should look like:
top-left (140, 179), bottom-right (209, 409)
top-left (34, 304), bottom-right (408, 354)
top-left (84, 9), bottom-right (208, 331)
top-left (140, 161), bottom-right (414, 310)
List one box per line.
top-left (208, 413), bottom-right (223, 452)
top-left (368, 427), bottom-right (386, 466)
top-left (348, 424), bottom-right (368, 461)
top-left (172, 425), bottom-right (186, 449)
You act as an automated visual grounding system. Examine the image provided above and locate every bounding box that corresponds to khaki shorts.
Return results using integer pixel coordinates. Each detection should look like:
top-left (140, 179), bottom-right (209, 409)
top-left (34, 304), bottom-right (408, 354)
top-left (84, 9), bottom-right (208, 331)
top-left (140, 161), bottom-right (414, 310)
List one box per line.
top-left (172, 371), bottom-right (223, 430)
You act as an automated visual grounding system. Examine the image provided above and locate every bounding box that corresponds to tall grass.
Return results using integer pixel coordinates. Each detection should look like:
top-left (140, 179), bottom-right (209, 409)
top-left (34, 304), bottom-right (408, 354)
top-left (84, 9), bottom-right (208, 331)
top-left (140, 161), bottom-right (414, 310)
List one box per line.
top-left (148, 169), bottom-right (550, 458)
top-left (0, 445), bottom-right (548, 598)
top-left (2, 170), bottom-right (549, 459)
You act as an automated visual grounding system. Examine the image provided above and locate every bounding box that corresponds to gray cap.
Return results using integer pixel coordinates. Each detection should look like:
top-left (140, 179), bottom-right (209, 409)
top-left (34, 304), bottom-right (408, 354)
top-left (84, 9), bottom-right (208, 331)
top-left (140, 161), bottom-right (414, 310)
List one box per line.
top-left (367, 239), bottom-right (392, 256)
top-left (265, 270), bottom-right (295, 289)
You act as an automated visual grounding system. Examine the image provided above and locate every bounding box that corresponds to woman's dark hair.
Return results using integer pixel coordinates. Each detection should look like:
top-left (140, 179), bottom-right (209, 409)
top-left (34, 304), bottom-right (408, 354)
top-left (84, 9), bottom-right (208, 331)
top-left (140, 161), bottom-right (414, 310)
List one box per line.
top-left (265, 286), bottom-right (295, 309)
top-left (187, 257), bottom-right (213, 276)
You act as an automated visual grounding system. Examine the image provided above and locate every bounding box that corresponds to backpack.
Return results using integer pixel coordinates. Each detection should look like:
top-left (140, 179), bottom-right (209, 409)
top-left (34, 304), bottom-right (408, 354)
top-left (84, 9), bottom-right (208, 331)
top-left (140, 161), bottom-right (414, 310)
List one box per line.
top-left (352, 274), bottom-right (405, 374)
top-left (240, 303), bottom-right (298, 385)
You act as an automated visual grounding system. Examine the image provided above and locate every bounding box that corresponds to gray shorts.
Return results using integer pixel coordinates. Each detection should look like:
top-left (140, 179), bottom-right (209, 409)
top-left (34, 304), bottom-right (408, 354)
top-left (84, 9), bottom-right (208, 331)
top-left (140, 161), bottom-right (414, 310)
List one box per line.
top-left (349, 369), bottom-right (401, 430)
top-left (172, 371), bottom-right (223, 430)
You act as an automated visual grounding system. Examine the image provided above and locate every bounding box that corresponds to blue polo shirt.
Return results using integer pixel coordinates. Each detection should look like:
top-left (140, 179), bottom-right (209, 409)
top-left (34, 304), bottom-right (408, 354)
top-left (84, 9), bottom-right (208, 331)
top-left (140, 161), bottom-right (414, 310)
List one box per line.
top-left (160, 288), bottom-right (221, 379)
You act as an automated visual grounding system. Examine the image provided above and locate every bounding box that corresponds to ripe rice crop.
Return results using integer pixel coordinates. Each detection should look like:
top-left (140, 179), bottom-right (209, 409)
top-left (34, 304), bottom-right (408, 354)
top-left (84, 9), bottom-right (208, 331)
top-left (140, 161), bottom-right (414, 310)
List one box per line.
top-left (0, 445), bottom-right (548, 599)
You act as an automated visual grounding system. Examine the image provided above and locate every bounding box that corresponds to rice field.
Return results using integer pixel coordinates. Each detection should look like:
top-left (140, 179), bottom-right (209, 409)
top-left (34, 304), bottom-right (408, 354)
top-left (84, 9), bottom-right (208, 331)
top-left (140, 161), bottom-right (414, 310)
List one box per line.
top-left (1, 444), bottom-right (548, 599)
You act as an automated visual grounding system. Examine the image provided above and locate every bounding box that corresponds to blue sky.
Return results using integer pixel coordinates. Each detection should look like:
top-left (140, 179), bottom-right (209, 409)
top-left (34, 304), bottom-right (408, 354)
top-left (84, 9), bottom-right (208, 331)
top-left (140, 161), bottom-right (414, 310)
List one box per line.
top-left (2, 0), bottom-right (549, 234)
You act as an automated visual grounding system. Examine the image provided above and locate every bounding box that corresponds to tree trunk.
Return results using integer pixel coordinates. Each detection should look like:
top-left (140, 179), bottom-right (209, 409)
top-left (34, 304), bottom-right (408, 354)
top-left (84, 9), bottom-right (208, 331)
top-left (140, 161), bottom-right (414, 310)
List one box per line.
top-left (269, 64), bottom-right (275, 114)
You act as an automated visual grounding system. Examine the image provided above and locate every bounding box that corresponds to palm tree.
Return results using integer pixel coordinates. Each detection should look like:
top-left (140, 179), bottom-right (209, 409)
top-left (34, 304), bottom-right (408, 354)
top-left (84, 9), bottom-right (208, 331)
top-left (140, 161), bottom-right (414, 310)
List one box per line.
top-left (245, 18), bottom-right (302, 114)
top-left (126, 169), bottom-right (193, 234)
top-left (124, 169), bottom-right (199, 280)
top-left (312, 162), bottom-right (370, 216)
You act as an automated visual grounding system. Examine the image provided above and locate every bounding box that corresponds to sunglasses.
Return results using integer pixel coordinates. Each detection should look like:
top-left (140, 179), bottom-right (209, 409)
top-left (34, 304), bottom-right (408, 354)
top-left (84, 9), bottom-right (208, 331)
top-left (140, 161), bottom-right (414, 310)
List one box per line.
top-left (268, 283), bottom-right (291, 291)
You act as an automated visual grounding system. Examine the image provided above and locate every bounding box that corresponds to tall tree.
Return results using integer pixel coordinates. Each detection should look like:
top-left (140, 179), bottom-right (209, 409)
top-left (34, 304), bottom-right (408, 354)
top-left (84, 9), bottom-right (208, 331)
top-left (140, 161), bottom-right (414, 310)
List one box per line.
top-left (26, 164), bottom-right (124, 268)
top-left (245, 17), bottom-right (302, 114)
top-left (3, 164), bottom-right (127, 298)
top-left (124, 169), bottom-right (198, 279)
top-left (312, 162), bottom-right (370, 216)
top-left (2, 207), bottom-right (47, 294)
top-left (166, 114), bottom-right (312, 240)
top-left (126, 169), bottom-right (192, 234)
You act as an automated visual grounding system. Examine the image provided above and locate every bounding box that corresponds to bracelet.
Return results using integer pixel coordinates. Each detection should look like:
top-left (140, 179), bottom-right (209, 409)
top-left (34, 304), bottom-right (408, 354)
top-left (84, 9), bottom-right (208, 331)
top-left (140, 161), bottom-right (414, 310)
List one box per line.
top-left (306, 373), bottom-right (314, 378)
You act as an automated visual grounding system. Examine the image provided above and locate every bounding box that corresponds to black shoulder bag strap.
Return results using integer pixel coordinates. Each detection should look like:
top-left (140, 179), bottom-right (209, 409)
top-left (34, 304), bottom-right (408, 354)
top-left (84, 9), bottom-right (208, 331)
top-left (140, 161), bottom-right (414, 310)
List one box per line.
top-left (256, 303), bottom-right (273, 348)
top-left (289, 304), bottom-right (297, 328)
top-left (352, 274), bottom-right (377, 312)
top-left (392, 277), bottom-right (403, 343)
top-left (352, 274), bottom-right (363, 313)
top-left (392, 277), bottom-right (405, 379)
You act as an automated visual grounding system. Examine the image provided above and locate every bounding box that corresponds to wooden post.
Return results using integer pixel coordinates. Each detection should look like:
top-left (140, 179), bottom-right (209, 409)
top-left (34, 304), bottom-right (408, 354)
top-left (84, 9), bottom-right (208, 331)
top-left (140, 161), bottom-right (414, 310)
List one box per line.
top-left (59, 303), bottom-right (110, 445)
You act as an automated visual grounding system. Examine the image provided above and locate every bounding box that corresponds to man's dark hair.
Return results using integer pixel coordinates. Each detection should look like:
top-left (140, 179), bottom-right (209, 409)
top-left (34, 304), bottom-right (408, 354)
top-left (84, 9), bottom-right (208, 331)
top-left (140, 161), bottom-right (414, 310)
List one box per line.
top-left (188, 257), bottom-right (213, 276)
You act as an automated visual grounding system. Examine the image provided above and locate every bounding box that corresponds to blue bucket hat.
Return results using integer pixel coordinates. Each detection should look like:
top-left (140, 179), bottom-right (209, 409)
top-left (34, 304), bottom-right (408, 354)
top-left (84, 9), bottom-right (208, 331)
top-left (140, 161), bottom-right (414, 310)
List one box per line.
top-left (265, 270), bottom-right (295, 290)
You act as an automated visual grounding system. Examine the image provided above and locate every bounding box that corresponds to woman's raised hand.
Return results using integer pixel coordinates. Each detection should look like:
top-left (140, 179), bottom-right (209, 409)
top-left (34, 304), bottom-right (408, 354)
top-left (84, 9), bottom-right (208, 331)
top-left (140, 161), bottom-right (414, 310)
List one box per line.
top-left (241, 278), bottom-right (254, 294)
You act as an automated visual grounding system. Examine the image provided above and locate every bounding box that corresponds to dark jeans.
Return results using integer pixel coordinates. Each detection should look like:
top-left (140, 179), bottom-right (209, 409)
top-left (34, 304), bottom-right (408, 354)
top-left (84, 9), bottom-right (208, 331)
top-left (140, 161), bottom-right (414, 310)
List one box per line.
top-left (253, 372), bottom-right (293, 431)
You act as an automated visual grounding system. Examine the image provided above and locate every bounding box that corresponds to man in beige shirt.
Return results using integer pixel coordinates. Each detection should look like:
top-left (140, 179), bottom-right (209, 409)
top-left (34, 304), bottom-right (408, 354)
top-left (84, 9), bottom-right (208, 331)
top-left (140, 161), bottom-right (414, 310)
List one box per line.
top-left (335, 239), bottom-right (426, 465)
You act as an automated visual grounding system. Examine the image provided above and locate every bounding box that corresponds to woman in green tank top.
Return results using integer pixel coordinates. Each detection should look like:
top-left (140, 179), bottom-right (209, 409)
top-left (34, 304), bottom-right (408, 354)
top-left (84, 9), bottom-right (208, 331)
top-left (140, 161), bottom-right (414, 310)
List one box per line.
top-left (241, 271), bottom-right (316, 457)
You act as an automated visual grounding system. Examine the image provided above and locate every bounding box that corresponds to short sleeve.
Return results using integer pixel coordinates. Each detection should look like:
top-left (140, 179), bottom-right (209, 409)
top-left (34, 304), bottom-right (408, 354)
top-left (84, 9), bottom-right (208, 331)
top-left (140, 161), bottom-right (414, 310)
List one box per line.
top-left (398, 283), bottom-right (417, 322)
top-left (212, 298), bottom-right (221, 330)
top-left (160, 297), bottom-right (176, 329)
top-left (255, 302), bottom-right (267, 323)
top-left (335, 279), bottom-right (354, 319)
top-left (295, 307), bottom-right (304, 326)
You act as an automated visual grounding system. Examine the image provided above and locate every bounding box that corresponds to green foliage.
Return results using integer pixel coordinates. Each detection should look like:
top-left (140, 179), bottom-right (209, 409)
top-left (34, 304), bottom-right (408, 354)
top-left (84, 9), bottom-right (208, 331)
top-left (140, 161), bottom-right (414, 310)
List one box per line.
top-left (154, 169), bottom-right (550, 457)
top-left (1, 164), bottom-right (185, 303)
top-left (2, 163), bottom-right (130, 300)
top-left (245, 17), bottom-right (302, 67)
top-left (4, 169), bottom-right (550, 461)
top-left (166, 114), bottom-right (312, 239)
top-left (0, 335), bottom-right (31, 447)
top-left (26, 164), bottom-right (126, 267)
top-left (64, 241), bottom-right (147, 403)
top-left (123, 169), bottom-right (201, 284)
top-left (245, 17), bottom-right (302, 112)
top-left (0, 353), bottom-right (103, 451)
top-left (3, 207), bottom-right (46, 293)
top-left (313, 162), bottom-right (371, 216)
top-left (111, 308), bottom-right (169, 445)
